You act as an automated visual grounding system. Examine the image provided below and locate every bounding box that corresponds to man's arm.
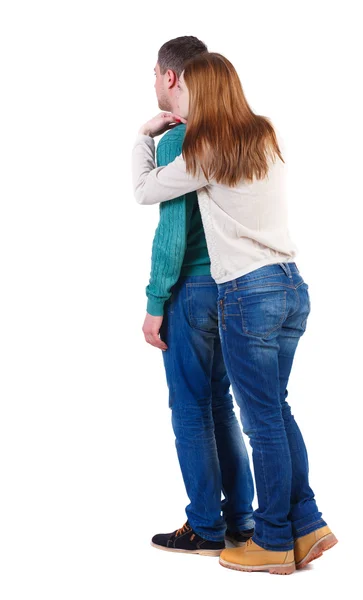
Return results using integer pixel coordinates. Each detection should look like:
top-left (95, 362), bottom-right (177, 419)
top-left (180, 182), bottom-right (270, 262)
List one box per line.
top-left (145, 131), bottom-right (195, 316)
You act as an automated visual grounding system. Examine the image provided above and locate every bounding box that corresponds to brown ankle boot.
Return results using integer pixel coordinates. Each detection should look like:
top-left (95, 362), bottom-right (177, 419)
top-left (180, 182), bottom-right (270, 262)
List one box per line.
top-left (219, 539), bottom-right (295, 575)
top-left (294, 525), bottom-right (338, 569)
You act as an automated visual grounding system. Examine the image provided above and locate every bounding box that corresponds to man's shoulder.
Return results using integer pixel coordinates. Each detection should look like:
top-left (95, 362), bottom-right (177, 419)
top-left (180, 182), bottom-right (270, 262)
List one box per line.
top-left (157, 124), bottom-right (186, 150)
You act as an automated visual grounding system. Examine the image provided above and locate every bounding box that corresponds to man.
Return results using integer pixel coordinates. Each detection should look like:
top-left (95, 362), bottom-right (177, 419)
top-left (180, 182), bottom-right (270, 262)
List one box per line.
top-left (141, 36), bottom-right (254, 554)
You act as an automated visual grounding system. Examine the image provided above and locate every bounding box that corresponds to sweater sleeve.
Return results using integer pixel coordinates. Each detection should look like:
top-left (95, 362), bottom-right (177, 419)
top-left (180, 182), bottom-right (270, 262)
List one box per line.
top-left (145, 134), bottom-right (195, 316)
top-left (132, 133), bottom-right (209, 205)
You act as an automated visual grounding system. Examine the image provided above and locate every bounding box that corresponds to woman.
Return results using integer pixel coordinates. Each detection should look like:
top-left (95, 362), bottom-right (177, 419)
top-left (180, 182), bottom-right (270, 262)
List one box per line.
top-left (132, 52), bottom-right (337, 575)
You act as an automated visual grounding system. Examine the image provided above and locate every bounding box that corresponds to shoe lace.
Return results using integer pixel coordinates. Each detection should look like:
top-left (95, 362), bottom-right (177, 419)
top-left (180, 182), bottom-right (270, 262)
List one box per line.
top-left (175, 522), bottom-right (190, 538)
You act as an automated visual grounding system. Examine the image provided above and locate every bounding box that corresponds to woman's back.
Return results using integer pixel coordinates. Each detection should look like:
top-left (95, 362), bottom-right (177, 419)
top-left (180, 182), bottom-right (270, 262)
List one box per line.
top-left (195, 150), bottom-right (297, 283)
top-left (133, 133), bottom-right (297, 284)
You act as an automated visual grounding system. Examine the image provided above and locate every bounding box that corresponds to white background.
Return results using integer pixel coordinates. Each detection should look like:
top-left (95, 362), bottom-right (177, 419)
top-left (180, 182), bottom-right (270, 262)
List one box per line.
top-left (0, 1), bottom-right (361, 598)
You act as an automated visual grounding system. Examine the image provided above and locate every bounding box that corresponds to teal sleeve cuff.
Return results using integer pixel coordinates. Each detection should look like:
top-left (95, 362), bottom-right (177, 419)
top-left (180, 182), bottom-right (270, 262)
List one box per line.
top-left (146, 296), bottom-right (166, 317)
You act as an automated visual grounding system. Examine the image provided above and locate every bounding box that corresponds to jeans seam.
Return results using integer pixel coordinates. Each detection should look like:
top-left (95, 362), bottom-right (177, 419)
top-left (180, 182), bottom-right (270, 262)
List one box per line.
top-left (219, 298), bottom-right (226, 330)
top-left (225, 282), bottom-right (295, 296)
top-left (288, 286), bottom-right (301, 321)
top-left (186, 282), bottom-right (217, 288)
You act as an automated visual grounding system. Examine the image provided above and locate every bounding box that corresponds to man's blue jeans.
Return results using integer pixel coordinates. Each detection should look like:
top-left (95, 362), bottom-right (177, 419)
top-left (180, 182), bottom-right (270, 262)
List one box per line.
top-left (217, 262), bottom-right (327, 551)
top-left (160, 275), bottom-right (254, 541)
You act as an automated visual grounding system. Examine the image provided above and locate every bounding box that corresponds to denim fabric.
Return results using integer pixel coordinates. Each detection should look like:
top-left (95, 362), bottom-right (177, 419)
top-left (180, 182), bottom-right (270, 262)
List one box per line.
top-left (217, 262), bottom-right (326, 551)
top-left (160, 275), bottom-right (254, 541)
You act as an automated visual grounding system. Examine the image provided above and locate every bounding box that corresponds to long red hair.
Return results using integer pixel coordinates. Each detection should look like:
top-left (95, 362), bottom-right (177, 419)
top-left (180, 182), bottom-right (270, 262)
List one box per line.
top-left (182, 52), bottom-right (283, 185)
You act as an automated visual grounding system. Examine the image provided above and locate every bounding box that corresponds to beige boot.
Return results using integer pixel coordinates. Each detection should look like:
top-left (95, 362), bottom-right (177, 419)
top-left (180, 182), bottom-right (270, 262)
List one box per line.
top-left (294, 526), bottom-right (338, 569)
top-left (219, 539), bottom-right (295, 575)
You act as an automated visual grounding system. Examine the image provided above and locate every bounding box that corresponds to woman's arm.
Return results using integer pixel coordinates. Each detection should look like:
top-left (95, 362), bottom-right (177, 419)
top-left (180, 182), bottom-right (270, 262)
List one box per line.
top-left (132, 133), bottom-right (209, 206)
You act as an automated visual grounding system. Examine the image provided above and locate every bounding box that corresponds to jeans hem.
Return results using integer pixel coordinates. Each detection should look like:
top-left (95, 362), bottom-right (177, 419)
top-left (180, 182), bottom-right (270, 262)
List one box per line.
top-left (188, 519), bottom-right (225, 542)
top-left (226, 518), bottom-right (255, 533)
top-left (252, 534), bottom-right (294, 552)
top-left (294, 519), bottom-right (327, 539)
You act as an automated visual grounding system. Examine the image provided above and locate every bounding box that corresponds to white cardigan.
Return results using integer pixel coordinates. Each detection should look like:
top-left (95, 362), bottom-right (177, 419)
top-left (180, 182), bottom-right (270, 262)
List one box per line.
top-left (132, 133), bottom-right (298, 284)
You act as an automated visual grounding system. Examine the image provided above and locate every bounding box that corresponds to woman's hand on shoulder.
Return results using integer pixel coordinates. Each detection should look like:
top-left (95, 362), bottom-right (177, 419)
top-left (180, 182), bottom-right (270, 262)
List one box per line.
top-left (138, 112), bottom-right (187, 138)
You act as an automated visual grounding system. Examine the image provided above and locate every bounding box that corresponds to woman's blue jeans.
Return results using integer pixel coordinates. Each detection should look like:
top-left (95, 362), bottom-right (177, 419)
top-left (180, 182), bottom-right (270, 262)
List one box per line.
top-left (217, 262), bottom-right (326, 551)
top-left (160, 275), bottom-right (255, 541)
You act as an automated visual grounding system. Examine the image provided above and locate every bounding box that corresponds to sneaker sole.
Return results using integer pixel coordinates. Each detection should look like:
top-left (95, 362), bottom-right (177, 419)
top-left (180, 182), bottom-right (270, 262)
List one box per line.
top-left (151, 542), bottom-right (223, 556)
top-left (296, 533), bottom-right (338, 570)
top-left (219, 556), bottom-right (296, 575)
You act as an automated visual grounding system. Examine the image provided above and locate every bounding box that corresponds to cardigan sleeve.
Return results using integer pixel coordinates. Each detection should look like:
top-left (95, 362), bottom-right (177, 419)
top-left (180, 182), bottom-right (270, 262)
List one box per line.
top-left (132, 133), bottom-right (209, 205)
top-left (145, 134), bottom-right (194, 316)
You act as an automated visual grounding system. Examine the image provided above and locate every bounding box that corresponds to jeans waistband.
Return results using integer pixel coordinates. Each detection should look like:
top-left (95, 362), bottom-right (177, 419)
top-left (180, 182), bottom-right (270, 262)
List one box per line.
top-left (219, 262), bottom-right (300, 290)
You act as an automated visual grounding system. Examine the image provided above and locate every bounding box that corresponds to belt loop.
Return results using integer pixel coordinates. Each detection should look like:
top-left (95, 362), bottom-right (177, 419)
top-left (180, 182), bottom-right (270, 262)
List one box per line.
top-left (231, 279), bottom-right (238, 291)
top-left (279, 262), bottom-right (293, 279)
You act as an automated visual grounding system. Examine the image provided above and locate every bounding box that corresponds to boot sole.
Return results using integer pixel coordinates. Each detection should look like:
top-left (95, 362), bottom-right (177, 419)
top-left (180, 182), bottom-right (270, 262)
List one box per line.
top-left (219, 556), bottom-right (295, 575)
top-left (296, 533), bottom-right (338, 569)
top-left (151, 542), bottom-right (223, 556)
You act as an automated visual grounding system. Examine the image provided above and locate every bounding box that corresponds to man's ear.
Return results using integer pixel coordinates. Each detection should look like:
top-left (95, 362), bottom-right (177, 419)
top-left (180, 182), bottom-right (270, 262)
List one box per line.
top-left (165, 69), bottom-right (178, 89)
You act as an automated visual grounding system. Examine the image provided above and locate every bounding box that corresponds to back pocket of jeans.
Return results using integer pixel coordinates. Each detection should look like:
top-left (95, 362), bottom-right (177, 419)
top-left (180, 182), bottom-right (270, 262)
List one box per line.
top-left (186, 283), bottom-right (219, 334)
top-left (237, 290), bottom-right (287, 337)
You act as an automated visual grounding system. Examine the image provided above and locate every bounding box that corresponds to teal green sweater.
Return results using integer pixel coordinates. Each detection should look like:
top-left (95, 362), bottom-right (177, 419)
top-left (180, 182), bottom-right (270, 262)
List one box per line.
top-left (146, 125), bottom-right (211, 316)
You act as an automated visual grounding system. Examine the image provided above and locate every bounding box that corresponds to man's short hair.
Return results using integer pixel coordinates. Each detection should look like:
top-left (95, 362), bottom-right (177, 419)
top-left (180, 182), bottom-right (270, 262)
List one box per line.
top-left (158, 36), bottom-right (208, 78)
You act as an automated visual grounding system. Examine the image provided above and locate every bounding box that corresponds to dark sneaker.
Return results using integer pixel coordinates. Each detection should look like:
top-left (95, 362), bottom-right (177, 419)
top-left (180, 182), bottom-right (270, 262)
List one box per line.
top-left (225, 527), bottom-right (255, 547)
top-left (151, 521), bottom-right (225, 556)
